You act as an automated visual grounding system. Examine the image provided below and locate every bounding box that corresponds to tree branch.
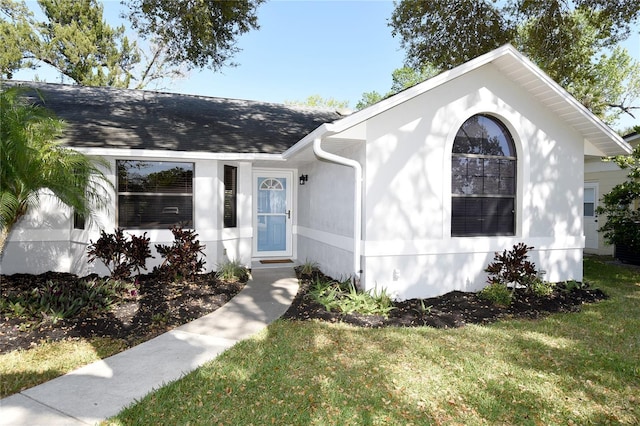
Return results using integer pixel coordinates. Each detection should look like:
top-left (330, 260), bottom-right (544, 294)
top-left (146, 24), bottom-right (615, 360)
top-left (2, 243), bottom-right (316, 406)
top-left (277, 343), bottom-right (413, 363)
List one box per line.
top-left (608, 103), bottom-right (638, 119)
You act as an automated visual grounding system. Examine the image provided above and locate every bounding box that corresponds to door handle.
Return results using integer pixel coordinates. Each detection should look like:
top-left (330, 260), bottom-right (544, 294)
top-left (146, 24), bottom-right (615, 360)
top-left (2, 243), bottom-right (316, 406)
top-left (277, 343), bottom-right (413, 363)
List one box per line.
top-left (287, 210), bottom-right (291, 219)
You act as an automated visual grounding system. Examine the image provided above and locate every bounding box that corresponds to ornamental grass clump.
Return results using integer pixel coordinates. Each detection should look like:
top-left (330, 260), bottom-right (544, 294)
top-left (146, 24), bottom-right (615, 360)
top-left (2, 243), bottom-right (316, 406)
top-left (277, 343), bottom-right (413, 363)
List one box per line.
top-left (298, 259), bottom-right (320, 276)
top-left (215, 259), bottom-right (248, 282)
top-left (308, 277), bottom-right (395, 317)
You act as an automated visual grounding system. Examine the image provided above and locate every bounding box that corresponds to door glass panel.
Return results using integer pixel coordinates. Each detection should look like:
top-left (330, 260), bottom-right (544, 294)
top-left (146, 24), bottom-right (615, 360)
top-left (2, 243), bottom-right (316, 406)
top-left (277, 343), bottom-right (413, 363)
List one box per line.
top-left (257, 177), bottom-right (287, 252)
top-left (257, 216), bottom-right (286, 251)
top-left (584, 188), bottom-right (595, 217)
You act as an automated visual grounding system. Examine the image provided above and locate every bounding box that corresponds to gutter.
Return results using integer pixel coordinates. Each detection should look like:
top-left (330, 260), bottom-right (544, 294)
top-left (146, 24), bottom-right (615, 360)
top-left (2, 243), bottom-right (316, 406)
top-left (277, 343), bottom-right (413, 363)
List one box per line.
top-left (313, 135), bottom-right (363, 283)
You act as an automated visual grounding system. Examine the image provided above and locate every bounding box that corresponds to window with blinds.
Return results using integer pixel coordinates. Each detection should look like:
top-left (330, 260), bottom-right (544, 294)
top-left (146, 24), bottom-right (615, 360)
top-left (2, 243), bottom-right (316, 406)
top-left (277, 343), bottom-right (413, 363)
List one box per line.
top-left (224, 165), bottom-right (237, 228)
top-left (451, 114), bottom-right (517, 237)
top-left (117, 160), bottom-right (194, 229)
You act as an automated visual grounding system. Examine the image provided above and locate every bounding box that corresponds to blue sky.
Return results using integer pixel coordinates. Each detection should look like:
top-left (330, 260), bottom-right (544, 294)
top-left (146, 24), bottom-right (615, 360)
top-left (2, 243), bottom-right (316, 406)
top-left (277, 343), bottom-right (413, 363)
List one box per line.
top-left (16, 0), bottom-right (640, 130)
top-left (171, 0), bottom-right (405, 107)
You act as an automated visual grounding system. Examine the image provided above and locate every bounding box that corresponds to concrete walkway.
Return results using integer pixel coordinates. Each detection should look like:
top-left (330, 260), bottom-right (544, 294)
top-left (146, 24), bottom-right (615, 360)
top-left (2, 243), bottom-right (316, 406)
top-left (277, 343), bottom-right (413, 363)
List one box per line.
top-left (0, 267), bottom-right (298, 426)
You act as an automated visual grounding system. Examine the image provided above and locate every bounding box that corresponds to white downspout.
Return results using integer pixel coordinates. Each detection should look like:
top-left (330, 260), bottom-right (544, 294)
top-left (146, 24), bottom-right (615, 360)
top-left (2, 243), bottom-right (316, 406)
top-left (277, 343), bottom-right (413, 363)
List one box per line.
top-left (313, 136), bottom-right (362, 283)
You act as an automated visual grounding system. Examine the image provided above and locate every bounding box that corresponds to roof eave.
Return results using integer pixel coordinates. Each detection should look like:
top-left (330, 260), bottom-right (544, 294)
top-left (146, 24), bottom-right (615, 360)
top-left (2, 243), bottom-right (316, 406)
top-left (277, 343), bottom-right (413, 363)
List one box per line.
top-left (282, 123), bottom-right (337, 159)
top-left (499, 47), bottom-right (631, 156)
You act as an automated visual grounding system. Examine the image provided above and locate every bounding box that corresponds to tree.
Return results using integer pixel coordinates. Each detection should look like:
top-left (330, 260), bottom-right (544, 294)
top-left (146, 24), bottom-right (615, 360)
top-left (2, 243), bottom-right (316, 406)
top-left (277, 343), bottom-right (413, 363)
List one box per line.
top-left (390, 1), bottom-right (513, 71)
top-left (0, 0), bottom-right (35, 78)
top-left (1, 0), bottom-right (261, 89)
top-left (390, 0), bottom-right (640, 123)
top-left (285, 94), bottom-right (350, 110)
top-left (356, 65), bottom-right (440, 109)
top-left (1, 0), bottom-right (139, 87)
top-left (596, 125), bottom-right (640, 258)
top-left (124, 0), bottom-right (265, 71)
top-left (130, 38), bottom-right (188, 90)
top-left (0, 86), bottom-right (111, 257)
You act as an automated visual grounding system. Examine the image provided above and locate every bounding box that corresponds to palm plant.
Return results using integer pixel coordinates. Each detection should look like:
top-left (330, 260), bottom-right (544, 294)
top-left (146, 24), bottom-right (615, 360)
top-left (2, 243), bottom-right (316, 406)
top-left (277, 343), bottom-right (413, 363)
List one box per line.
top-left (0, 85), bottom-right (111, 258)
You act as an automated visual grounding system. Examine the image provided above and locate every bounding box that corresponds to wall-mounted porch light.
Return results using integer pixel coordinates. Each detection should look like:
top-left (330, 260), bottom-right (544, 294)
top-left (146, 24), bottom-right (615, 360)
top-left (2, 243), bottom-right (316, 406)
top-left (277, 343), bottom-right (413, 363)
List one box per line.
top-left (299, 174), bottom-right (308, 185)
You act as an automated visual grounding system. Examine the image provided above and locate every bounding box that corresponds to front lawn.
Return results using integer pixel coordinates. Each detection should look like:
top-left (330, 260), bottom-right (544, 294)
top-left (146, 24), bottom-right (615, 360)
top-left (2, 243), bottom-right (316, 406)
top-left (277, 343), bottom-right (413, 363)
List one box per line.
top-left (106, 257), bottom-right (640, 425)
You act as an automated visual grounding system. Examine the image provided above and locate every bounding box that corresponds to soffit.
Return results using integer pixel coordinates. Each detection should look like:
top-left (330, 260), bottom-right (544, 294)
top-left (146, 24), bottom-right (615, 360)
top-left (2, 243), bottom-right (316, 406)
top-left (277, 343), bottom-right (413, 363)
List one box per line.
top-left (490, 51), bottom-right (629, 156)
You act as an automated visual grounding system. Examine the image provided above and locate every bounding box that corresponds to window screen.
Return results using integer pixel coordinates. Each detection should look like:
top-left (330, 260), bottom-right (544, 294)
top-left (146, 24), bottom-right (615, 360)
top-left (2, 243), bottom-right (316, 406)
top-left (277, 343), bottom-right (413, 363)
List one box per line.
top-left (584, 187), bottom-right (595, 217)
top-left (451, 115), bottom-right (516, 237)
top-left (224, 165), bottom-right (237, 228)
top-left (73, 211), bottom-right (85, 230)
top-left (117, 160), bottom-right (194, 229)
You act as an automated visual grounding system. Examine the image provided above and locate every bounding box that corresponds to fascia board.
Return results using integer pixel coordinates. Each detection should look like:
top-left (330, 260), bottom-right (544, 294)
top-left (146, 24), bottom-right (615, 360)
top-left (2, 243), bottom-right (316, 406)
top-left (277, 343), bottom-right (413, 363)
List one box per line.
top-left (71, 146), bottom-right (286, 162)
top-left (503, 47), bottom-right (631, 155)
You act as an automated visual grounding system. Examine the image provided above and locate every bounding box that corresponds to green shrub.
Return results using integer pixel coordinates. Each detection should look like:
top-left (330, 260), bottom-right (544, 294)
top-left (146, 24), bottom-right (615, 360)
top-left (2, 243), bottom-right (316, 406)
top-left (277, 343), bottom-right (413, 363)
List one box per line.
top-left (299, 259), bottom-right (319, 276)
top-left (215, 259), bottom-right (249, 282)
top-left (527, 276), bottom-right (555, 297)
top-left (308, 277), bottom-right (395, 317)
top-left (0, 278), bottom-right (134, 324)
top-left (342, 283), bottom-right (395, 316)
top-left (479, 282), bottom-right (513, 306)
top-left (308, 277), bottom-right (341, 311)
top-left (562, 279), bottom-right (587, 292)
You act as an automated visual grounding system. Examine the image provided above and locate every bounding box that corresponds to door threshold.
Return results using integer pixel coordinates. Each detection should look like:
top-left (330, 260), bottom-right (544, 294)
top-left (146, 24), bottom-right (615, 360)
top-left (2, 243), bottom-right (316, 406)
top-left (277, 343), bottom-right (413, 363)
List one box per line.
top-left (252, 259), bottom-right (297, 269)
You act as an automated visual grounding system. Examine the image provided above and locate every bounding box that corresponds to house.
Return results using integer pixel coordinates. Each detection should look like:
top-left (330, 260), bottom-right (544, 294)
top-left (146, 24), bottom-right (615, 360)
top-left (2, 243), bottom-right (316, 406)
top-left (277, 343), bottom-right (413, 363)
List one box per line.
top-left (1, 45), bottom-right (631, 300)
top-left (584, 131), bottom-right (640, 256)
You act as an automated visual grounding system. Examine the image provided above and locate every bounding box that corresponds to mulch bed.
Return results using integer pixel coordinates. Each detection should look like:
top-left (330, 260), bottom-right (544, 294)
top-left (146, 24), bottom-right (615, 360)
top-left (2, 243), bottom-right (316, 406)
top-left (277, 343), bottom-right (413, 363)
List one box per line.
top-left (1, 269), bottom-right (607, 355)
top-left (281, 270), bottom-right (608, 328)
top-left (0, 271), bottom-right (245, 354)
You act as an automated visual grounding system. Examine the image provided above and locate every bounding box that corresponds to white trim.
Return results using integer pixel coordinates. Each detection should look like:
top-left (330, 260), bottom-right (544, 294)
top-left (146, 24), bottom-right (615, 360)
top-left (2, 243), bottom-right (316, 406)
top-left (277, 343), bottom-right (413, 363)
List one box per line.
top-left (585, 159), bottom-right (622, 173)
top-left (296, 226), bottom-right (353, 252)
top-left (252, 170), bottom-right (294, 258)
top-left (584, 182), bottom-right (599, 250)
top-left (73, 146), bottom-right (286, 162)
top-left (363, 236), bottom-right (584, 257)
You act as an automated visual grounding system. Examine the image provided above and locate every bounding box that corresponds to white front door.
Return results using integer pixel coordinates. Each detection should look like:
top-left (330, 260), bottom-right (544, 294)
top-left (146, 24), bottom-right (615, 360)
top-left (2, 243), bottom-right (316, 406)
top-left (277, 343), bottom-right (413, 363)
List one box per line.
top-left (584, 183), bottom-right (599, 250)
top-left (253, 171), bottom-right (293, 257)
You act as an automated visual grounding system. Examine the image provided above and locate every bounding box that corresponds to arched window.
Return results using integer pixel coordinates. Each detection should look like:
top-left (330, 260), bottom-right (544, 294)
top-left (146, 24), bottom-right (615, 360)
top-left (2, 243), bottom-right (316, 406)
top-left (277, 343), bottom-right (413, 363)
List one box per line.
top-left (260, 178), bottom-right (284, 191)
top-left (451, 114), bottom-right (516, 236)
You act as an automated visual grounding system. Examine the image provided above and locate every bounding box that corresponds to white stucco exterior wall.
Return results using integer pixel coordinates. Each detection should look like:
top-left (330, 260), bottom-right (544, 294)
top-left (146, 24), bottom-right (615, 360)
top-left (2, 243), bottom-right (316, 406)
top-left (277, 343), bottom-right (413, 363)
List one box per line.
top-left (355, 64), bottom-right (585, 299)
top-left (296, 144), bottom-right (361, 281)
top-left (1, 155), bottom-right (255, 276)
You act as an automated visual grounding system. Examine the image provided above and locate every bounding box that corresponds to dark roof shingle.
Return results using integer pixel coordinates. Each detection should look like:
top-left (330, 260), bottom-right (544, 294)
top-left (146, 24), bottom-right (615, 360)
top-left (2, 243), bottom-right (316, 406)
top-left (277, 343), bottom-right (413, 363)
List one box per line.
top-left (8, 81), bottom-right (342, 154)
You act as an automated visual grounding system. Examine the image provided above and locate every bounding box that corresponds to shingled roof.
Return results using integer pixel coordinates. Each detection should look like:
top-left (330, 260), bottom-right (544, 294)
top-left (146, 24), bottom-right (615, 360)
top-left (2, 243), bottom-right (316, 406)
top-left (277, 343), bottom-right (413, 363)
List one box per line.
top-left (7, 81), bottom-right (343, 154)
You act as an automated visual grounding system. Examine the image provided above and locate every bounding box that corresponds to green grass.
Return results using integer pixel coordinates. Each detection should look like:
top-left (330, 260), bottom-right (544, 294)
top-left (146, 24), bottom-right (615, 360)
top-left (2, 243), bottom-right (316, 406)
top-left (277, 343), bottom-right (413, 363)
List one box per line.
top-left (105, 257), bottom-right (640, 425)
top-left (0, 337), bottom-right (128, 398)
